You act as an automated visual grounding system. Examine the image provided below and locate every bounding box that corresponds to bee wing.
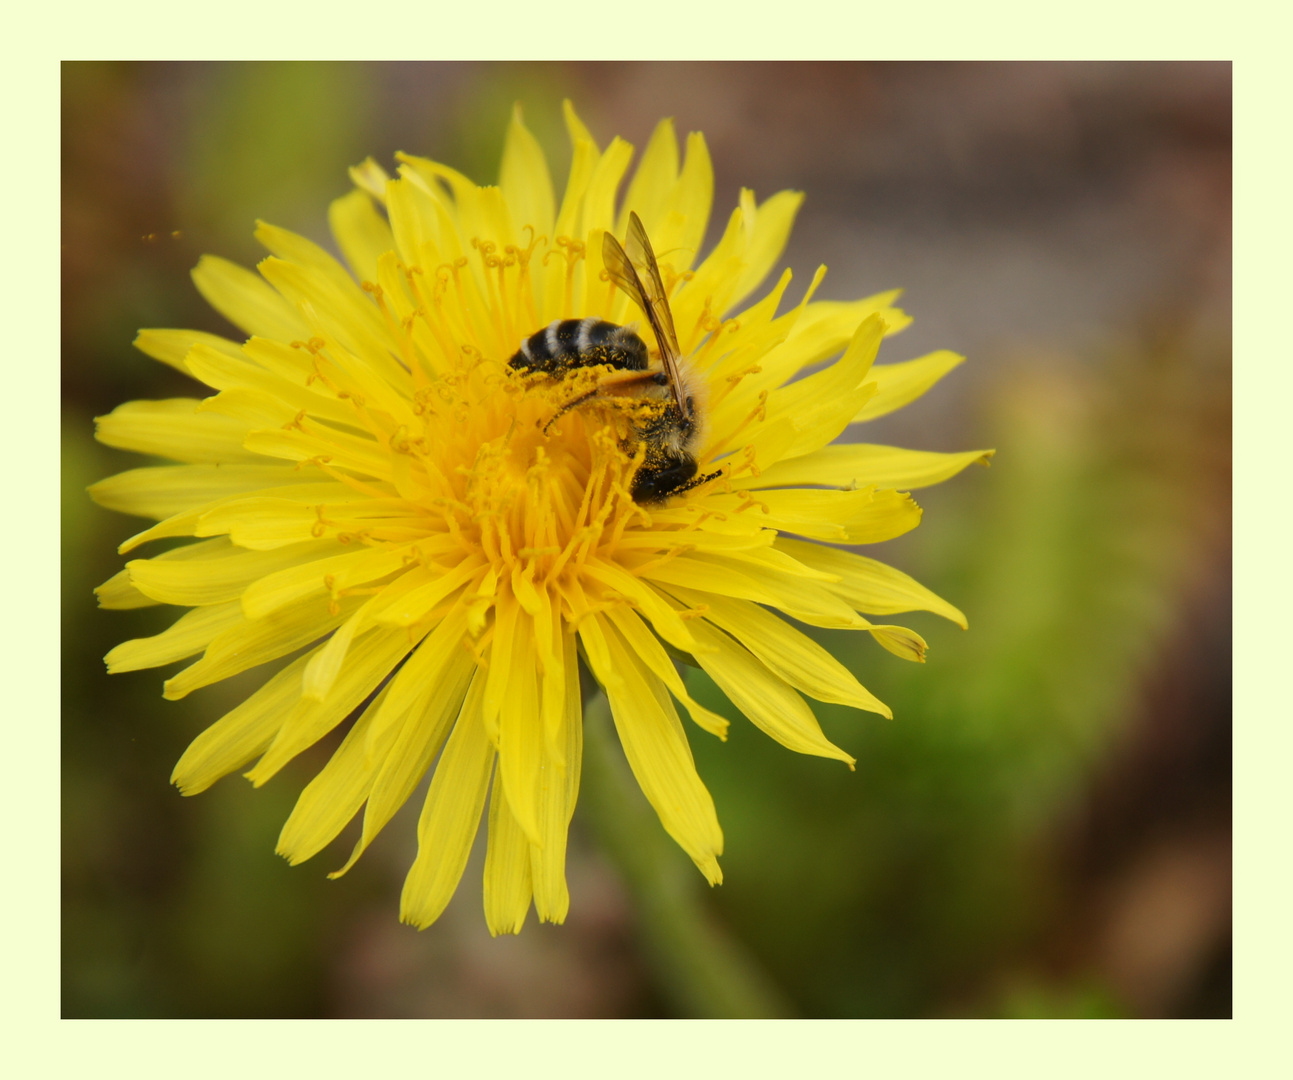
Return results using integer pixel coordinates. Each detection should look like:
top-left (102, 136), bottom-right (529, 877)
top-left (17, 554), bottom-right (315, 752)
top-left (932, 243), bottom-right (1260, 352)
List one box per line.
top-left (603, 214), bottom-right (688, 419)
top-left (623, 212), bottom-right (688, 418)
top-left (602, 228), bottom-right (649, 315)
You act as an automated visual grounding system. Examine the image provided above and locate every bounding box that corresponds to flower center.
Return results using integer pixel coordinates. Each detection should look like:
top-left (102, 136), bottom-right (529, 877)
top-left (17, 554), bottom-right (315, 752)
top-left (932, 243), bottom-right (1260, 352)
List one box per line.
top-left (399, 358), bottom-right (650, 591)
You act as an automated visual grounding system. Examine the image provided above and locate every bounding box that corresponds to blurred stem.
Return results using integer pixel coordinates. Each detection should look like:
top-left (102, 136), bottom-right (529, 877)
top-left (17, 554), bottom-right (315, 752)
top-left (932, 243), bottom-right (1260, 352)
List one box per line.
top-left (579, 690), bottom-right (794, 1018)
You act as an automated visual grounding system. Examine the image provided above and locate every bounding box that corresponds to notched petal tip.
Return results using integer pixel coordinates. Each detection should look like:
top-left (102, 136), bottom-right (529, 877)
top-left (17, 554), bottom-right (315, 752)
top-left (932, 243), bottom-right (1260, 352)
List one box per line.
top-left (169, 768), bottom-right (202, 798)
top-left (485, 914), bottom-right (528, 938)
top-left (274, 842), bottom-right (304, 867)
top-left (562, 98), bottom-right (597, 150)
top-left (868, 624), bottom-right (928, 664)
top-left (348, 157), bottom-right (390, 202)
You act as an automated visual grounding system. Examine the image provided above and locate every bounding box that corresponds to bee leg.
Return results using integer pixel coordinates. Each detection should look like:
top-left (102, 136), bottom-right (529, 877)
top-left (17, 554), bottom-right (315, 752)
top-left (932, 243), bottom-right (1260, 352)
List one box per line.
top-left (543, 389), bottom-right (600, 434)
top-left (631, 457), bottom-right (721, 503)
top-left (672, 467), bottom-right (724, 495)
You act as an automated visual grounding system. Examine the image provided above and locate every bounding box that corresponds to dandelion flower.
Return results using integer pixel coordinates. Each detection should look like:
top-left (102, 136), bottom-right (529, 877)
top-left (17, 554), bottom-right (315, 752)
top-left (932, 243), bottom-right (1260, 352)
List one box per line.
top-left (93, 103), bottom-right (991, 935)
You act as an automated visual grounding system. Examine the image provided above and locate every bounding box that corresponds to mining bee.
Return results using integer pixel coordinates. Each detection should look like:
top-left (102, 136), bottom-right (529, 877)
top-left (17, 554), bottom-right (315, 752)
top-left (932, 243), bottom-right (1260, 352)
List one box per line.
top-left (509, 212), bottom-right (720, 503)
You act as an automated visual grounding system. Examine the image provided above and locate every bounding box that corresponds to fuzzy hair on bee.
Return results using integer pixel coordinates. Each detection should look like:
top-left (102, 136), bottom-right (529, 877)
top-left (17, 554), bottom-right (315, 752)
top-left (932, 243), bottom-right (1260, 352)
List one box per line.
top-left (507, 213), bottom-right (721, 504)
top-left (510, 317), bottom-right (650, 377)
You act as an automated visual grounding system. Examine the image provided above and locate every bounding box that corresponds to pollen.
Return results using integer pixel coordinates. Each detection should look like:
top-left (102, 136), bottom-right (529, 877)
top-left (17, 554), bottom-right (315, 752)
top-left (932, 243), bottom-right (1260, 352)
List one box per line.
top-left (390, 359), bottom-right (645, 617)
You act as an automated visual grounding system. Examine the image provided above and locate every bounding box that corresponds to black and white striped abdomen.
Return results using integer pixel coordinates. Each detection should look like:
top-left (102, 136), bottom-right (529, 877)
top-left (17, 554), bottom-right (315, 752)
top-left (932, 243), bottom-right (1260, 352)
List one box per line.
top-left (509, 318), bottom-right (649, 375)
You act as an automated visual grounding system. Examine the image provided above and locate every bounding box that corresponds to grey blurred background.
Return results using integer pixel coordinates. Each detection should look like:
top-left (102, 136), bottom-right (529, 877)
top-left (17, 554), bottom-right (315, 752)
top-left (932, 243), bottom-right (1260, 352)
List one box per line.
top-left (62, 61), bottom-right (1230, 1018)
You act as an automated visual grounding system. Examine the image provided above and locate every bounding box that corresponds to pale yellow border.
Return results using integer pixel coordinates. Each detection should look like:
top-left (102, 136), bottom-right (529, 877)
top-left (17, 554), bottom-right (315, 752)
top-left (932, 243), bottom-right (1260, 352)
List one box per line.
top-left (29, 2), bottom-right (1262, 1075)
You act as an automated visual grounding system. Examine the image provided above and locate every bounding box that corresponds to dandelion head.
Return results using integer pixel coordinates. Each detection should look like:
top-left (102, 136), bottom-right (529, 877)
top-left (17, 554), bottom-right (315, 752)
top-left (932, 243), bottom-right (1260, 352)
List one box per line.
top-left (92, 103), bottom-right (990, 935)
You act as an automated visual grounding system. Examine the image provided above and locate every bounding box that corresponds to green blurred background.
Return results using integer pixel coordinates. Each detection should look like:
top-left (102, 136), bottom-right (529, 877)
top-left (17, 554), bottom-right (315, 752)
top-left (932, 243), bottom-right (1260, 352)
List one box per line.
top-left (61, 62), bottom-right (1231, 1018)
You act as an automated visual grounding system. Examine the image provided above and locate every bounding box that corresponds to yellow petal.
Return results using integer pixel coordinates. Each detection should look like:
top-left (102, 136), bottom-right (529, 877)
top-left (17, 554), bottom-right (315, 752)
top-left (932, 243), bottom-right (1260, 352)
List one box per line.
top-left (400, 671), bottom-right (495, 929)
top-left (663, 586), bottom-right (888, 716)
top-left (541, 114), bottom-right (599, 323)
top-left (840, 488), bottom-right (923, 544)
top-left (256, 257), bottom-right (408, 392)
top-left (94, 569), bottom-right (156, 610)
top-left (116, 480), bottom-right (364, 554)
top-left (697, 271), bottom-right (820, 438)
top-left (246, 626), bottom-right (419, 786)
top-left (368, 557), bottom-right (486, 627)
top-left (603, 605), bottom-right (729, 739)
top-left (184, 343), bottom-right (361, 428)
top-left (240, 542), bottom-right (413, 620)
top-left (672, 205), bottom-right (745, 347)
top-left (89, 464), bottom-right (316, 521)
top-left (133, 328), bottom-right (243, 375)
top-left (580, 137), bottom-right (634, 250)
top-left (297, 609), bottom-right (365, 705)
top-left (783, 293), bottom-right (913, 369)
top-left (662, 131), bottom-right (714, 276)
top-left (639, 551), bottom-right (863, 630)
top-left (719, 290), bottom-right (903, 410)
top-left (195, 387), bottom-right (297, 431)
top-left (330, 642), bottom-right (476, 878)
top-left (385, 169), bottom-right (448, 269)
top-left (774, 537), bottom-right (967, 627)
top-left (171, 649), bottom-right (316, 796)
top-left (126, 538), bottom-right (337, 607)
top-left (700, 266), bottom-right (799, 387)
top-left (611, 525), bottom-right (776, 556)
top-left (866, 622), bottom-right (928, 662)
top-left (582, 616), bottom-right (723, 884)
top-left (681, 613), bottom-right (865, 759)
top-left (569, 596), bottom-right (619, 687)
top-left (495, 611), bottom-right (544, 846)
top-left (254, 220), bottom-right (359, 294)
top-left (561, 99), bottom-right (598, 152)
top-left (348, 157), bottom-right (391, 202)
top-left (617, 117), bottom-right (678, 235)
top-left (500, 103), bottom-right (555, 242)
top-left (853, 350), bottom-right (966, 422)
top-left (712, 414), bottom-right (802, 490)
top-left (482, 769), bottom-right (533, 936)
top-left (194, 496), bottom-right (364, 550)
top-left (481, 589), bottom-right (518, 743)
top-left (99, 535), bottom-right (227, 605)
top-left (694, 486), bottom-right (921, 546)
top-left (528, 628), bottom-right (582, 924)
top-left (764, 313), bottom-right (885, 460)
top-left (693, 487), bottom-right (874, 543)
top-left (328, 188), bottom-right (395, 284)
top-left (739, 444), bottom-right (994, 492)
top-left (535, 593), bottom-right (564, 762)
top-left (163, 593), bottom-right (361, 700)
top-left (731, 189), bottom-right (804, 307)
top-left (241, 426), bottom-right (393, 480)
top-left (106, 600), bottom-right (245, 674)
top-left (191, 254), bottom-right (306, 342)
top-left (274, 682), bottom-right (395, 865)
top-left (372, 250), bottom-right (446, 379)
top-left (363, 606), bottom-right (470, 753)
top-left (95, 398), bottom-right (266, 465)
top-left (580, 558), bottom-right (700, 654)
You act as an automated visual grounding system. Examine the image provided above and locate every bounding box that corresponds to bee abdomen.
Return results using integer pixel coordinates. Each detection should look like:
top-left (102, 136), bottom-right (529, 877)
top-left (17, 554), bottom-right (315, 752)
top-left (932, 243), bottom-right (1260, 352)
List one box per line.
top-left (509, 318), bottom-right (649, 374)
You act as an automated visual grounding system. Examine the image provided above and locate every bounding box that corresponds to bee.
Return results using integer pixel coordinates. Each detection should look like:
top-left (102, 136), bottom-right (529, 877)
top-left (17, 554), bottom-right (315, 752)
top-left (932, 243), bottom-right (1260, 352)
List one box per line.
top-left (508, 212), bottom-right (720, 503)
